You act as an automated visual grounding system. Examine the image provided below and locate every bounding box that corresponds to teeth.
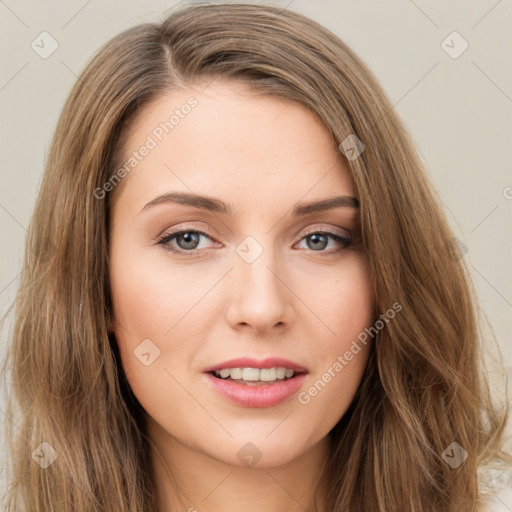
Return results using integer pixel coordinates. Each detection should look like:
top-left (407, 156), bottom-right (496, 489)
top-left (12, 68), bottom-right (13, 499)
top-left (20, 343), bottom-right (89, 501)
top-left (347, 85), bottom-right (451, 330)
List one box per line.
top-left (243, 368), bottom-right (261, 381)
top-left (230, 368), bottom-right (242, 379)
top-left (213, 367), bottom-right (297, 382)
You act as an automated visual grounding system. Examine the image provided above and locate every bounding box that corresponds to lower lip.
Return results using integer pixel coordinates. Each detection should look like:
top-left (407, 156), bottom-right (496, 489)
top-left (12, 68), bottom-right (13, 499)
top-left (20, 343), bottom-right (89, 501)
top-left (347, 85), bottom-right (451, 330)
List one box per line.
top-left (204, 372), bottom-right (307, 408)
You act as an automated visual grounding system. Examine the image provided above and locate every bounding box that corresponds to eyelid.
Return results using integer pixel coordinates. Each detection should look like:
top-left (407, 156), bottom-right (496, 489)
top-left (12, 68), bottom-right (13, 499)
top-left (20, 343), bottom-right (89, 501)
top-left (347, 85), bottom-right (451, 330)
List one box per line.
top-left (299, 224), bottom-right (353, 240)
top-left (154, 222), bottom-right (218, 241)
top-left (155, 222), bottom-right (353, 244)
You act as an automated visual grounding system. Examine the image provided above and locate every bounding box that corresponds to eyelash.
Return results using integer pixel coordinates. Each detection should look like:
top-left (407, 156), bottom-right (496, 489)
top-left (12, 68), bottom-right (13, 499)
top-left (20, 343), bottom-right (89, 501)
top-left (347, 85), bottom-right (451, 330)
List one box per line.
top-left (154, 227), bottom-right (356, 256)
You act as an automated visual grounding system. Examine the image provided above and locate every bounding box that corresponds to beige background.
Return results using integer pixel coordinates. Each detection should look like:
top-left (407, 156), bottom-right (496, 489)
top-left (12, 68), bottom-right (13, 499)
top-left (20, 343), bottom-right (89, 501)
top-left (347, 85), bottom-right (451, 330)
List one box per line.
top-left (1, 0), bottom-right (511, 507)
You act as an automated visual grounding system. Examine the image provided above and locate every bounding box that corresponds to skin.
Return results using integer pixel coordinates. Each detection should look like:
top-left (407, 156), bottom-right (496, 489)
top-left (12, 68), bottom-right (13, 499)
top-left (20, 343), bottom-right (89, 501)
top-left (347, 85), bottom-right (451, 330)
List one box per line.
top-left (108, 79), bottom-right (376, 512)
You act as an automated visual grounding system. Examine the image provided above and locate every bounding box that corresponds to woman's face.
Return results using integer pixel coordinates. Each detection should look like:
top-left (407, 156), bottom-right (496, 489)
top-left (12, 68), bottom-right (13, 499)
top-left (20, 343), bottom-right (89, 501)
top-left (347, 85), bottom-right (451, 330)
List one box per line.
top-left (109, 79), bottom-right (376, 469)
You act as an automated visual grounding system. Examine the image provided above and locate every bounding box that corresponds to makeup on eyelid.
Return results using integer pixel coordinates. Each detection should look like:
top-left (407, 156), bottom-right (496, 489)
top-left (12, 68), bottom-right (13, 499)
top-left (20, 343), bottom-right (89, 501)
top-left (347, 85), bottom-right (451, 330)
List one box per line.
top-left (152, 225), bottom-right (359, 256)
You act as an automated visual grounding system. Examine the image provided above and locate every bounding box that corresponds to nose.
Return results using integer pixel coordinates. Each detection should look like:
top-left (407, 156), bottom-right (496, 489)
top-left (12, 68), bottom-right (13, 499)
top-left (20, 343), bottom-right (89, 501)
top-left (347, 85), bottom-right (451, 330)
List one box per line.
top-left (225, 250), bottom-right (293, 335)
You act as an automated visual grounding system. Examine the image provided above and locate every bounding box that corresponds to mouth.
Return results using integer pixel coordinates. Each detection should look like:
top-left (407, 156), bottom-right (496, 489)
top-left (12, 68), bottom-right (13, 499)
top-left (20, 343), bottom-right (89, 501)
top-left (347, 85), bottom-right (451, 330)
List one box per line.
top-left (204, 368), bottom-right (309, 408)
top-left (202, 357), bottom-right (309, 406)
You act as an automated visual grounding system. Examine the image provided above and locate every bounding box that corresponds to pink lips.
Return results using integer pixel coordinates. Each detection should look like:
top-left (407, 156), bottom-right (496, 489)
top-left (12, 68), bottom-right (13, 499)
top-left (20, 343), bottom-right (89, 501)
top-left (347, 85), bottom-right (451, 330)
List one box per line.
top-left (204, 372), bottom-right (307, 408)
top-left (202, 356), bottom-right (309, 408)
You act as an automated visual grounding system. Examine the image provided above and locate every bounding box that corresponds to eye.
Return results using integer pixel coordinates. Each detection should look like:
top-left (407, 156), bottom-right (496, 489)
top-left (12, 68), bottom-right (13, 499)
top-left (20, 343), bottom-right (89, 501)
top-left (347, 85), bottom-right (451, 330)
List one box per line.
top-left (155, 228), bottom-right (356, 255)
top-left (156, 229), bottom-right (215, 253)
top-left (295, 231), bottom-right (355, 253)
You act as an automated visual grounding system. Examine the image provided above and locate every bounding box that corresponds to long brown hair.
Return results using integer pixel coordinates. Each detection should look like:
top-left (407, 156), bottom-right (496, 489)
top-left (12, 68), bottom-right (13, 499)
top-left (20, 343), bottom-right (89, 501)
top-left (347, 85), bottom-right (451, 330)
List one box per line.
top-left (2, 3), bottom-right (510, 511)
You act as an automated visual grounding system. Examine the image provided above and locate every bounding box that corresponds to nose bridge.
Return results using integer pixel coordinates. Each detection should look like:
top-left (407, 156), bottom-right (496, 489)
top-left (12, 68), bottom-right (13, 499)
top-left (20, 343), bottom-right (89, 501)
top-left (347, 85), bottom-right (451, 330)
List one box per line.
top-left (226, 234), bottom-right (290, 331)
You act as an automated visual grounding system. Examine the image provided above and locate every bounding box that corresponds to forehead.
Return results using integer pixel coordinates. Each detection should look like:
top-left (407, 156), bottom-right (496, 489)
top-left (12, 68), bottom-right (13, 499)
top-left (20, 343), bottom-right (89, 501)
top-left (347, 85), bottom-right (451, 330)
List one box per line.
top-left (112, 80), bottom-right (355, 215)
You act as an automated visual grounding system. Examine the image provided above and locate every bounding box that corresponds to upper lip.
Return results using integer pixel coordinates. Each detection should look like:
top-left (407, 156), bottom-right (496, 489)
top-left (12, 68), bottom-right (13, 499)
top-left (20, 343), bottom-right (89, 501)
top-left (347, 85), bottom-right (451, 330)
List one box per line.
top-left (203, 357), bottom-right (309, 374)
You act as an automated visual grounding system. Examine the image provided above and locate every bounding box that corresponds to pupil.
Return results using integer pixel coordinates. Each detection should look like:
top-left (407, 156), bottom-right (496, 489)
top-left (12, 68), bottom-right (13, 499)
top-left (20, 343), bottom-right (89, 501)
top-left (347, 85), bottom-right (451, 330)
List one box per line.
top-left (308, 233), bottom-right (327, 250)
top-left (179, 232), bottom-right (199, 250)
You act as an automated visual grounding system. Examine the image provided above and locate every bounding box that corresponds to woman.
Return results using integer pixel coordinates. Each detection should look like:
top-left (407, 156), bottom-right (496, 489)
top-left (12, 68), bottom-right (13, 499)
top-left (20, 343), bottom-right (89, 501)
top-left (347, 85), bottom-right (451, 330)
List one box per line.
top-left (2, 3), bottom-right (510, 511)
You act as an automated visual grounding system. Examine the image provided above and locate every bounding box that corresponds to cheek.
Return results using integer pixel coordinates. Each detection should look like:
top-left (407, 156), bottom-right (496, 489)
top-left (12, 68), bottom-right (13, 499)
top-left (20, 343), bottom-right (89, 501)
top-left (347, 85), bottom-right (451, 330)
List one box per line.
top-left (110, 264), bottom-right (167, 341)
top-left (307, 253), bottom-right (376, 342)
top-left (331, 256), bottom-right (375, 371)
top-left (296, 255), bottom-right (375, 413)
top-left (109, 261), bottom-right (192, 419)
top-left (109, 247), bottom-right (180, 380)
top-left (109, 245), bottom-right (219, 390)
top-left (109, 241), bottom-right (200, 338)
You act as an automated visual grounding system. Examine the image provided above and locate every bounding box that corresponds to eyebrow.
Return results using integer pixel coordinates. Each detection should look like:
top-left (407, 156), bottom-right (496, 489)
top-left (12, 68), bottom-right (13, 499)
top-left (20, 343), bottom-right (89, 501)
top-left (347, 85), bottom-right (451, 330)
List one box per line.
top-left (140, 191), bottom-right (359, 216)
